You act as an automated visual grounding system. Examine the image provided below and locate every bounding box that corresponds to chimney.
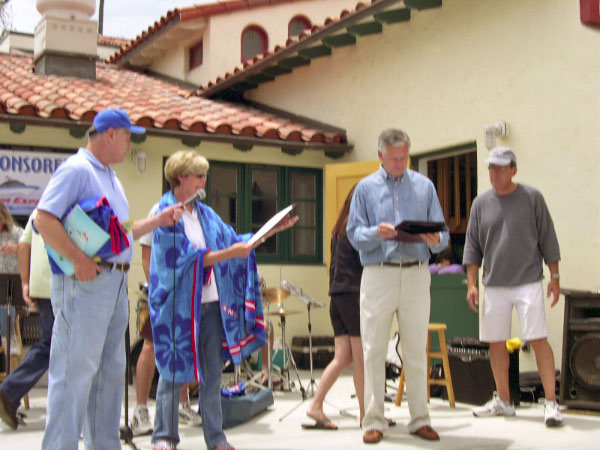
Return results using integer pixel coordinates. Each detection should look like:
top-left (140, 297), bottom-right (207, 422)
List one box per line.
top-left (33, 0), bottom-right (98, 79)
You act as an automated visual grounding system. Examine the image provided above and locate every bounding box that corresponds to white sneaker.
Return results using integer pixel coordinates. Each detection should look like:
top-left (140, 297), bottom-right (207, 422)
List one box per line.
top-left (179, 402), bottom-right (202, 426)
top-left (473, 392), bottom-right (516, 417)
top-left (544, 400), bottom-right (563, 427)
top-left (131, 404), bottom-right (153, 435)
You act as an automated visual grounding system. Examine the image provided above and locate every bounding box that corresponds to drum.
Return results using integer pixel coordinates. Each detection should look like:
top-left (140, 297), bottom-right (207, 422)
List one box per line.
top-left (136, 283), bottom-right (150, 340)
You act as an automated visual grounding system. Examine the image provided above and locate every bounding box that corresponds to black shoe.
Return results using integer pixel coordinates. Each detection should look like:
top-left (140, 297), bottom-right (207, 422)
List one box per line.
top-left (0, 389), bottom-right (18, 429)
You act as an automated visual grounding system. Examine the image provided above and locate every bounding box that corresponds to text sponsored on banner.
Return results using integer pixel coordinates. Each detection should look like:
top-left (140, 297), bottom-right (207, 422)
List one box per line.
top-left (0, 149), bottom-right (70, 216)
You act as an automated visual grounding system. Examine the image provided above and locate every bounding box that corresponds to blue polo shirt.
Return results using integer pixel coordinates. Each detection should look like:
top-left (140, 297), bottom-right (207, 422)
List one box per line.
top-left (347, 166), bottom-right (448, 266)
top-left (37, 147), bottom-right (132, 264)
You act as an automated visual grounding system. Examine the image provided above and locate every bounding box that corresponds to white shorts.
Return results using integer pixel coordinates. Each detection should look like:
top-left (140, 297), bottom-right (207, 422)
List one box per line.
top-left (480, 281), bottom-right (548, 342)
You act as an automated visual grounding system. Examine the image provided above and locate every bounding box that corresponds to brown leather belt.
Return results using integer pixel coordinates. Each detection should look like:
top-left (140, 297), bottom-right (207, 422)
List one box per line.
top-left (382, 260), bottom-right (422, 268)
top-left (97, 261), bottom-right (130, 272)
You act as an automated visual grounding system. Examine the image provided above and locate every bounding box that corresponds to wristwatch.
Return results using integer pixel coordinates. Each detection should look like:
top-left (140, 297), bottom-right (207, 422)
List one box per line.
top-left (551, 273), bottom-right (560, 280)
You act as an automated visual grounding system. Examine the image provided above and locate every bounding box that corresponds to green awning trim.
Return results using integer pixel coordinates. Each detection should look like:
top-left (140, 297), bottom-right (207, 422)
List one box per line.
top-left (374, 8), bottom-right (411, 24)
top-left (322, 33), bottom-right (357, 47)
top-left (347, 21), bottom-right (383, 36)
top-left (298, 45), bottom-right (333, 59)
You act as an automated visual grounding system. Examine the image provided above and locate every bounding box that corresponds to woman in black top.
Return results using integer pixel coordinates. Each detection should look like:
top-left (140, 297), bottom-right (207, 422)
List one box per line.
top-left (305, 186), bottom-right (364, 429)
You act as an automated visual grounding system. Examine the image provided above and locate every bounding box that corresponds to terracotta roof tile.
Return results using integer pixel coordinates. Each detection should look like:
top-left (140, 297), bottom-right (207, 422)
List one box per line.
top-left (0, 52), bottom-right (346, 147)
top-left (109, 0), bottom-right (307, 64)
top-left (198, 0), bottom-right (388, 96)
top-left (97, 35), bottom-right (131, 48)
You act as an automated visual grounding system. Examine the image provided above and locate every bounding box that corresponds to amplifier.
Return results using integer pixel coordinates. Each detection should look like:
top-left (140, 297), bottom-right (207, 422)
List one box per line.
top-left (446, 337), bottom-right (520, 406)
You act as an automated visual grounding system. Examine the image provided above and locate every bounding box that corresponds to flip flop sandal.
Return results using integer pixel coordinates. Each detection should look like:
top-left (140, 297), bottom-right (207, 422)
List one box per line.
top-left (301, 418), bottom-right (338, 430)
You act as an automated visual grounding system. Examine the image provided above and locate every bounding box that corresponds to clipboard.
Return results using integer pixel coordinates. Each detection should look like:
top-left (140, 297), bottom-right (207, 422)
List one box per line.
top-left (248, 204), bottom-right (296, 246)
top-left (389, 221), bottom-right (447, 242)
top-left (396, 221), bottom-right (447, 234)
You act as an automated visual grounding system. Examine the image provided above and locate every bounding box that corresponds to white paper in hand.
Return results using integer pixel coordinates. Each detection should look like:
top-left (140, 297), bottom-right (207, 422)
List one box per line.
top-left (248, 204), bottom-right (295, 246)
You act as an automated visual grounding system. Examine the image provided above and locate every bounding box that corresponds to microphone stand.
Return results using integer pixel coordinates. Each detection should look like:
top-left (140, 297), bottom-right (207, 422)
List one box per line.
top-left (280, 280), bottom-right (357, 419)
top-left (119, 324), bottom-right (139, 450)
top-left (278, 281), bottom-right (325, 421)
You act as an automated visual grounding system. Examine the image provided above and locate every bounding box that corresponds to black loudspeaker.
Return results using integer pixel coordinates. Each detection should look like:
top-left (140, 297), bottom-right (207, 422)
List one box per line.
top-left (560, 290), bottom-right (600, 411)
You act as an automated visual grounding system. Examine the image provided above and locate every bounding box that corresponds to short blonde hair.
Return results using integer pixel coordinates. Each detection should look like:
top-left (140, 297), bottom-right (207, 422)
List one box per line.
top-left (164, 150), bottom-right (209, 189)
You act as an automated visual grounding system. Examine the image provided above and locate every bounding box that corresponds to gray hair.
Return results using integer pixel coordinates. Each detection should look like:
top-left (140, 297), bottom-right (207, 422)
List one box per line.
top-left (378, 129), bottom-right (411, 156)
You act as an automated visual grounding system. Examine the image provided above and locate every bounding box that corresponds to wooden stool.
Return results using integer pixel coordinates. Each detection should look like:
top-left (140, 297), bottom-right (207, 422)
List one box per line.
top-left (0, 311), bottom-right (30, 409)
top-left (395, 322), bottom-right (455, 408)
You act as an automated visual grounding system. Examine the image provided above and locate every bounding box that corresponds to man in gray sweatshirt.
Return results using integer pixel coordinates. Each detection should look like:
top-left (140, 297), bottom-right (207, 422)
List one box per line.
top-left (463, 146), bottom-right (562, 427)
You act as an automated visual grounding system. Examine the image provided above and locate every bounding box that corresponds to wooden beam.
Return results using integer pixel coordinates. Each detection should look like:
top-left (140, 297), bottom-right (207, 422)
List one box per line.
top-left (262, 65), bottom-right (292, 77)
top-left (322, 33), bottom-right (356, 47)
top-left (298, 45), bottom-right (332, 59)
top-left (347, 21), bottom-right (383, 36)
top-left (404, 0), bottom-right (442, 10)
top-left (245, 73), bottom-right (275, 85)
top-left (279, 55), bottom-right (311, 69)
top-left (374, 8), bottom-right (411, 24)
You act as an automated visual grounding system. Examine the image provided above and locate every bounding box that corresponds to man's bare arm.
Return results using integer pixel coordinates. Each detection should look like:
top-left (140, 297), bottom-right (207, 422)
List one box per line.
top-left (17, 241), bottom-right (35, 309)
top-left (465, 264), bottom-right (480, 313)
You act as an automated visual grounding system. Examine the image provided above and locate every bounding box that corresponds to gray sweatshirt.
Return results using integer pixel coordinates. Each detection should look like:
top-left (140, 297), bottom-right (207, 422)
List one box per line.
top-left (463, 184), bottom-right (560, 287)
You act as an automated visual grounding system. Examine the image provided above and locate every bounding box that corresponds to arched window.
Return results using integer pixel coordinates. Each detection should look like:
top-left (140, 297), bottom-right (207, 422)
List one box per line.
top-left (241, 25), bottom-right (268, 62)
top-left (288, 15), bottom-right (311, 38)
top-left (189, 40), bottom-right (203, 70)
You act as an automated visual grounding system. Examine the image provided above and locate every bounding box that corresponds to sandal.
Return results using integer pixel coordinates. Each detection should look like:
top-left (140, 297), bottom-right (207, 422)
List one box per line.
top-left (260, 371), bottom-right (282, 386)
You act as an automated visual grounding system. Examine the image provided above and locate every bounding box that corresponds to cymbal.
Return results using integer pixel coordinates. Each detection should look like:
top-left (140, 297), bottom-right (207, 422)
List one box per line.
top-left (269, 308), bottom-right (300, 317)
top-left (263, 287), bottom-right (290, 304)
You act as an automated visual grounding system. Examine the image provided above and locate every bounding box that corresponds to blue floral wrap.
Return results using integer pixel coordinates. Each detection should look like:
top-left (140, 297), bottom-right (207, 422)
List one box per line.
top-left (148, 191), bottom-right (266, 384)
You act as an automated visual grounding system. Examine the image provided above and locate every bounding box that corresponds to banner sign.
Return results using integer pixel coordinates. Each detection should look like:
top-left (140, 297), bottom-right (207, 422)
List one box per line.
top-left (0, 149), bottom-right (71, 216)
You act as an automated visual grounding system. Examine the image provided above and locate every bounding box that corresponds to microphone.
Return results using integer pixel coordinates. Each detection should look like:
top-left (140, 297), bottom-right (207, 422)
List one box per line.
top-left (183, 188), bottom-right (206, 206)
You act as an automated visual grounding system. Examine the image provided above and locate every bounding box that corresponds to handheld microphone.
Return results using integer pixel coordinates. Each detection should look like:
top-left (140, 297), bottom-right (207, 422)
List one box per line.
top-left (183, 188), bottom-right (206, 206)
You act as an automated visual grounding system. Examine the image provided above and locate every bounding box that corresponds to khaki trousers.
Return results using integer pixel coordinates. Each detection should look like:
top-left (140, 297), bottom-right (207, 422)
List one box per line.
top-left (360, 263), bottom-right (432, 433)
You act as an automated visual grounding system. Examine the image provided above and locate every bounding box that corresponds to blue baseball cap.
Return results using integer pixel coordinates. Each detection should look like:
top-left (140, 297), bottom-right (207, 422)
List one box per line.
top-left (91, 109), bottom-right (145, 134)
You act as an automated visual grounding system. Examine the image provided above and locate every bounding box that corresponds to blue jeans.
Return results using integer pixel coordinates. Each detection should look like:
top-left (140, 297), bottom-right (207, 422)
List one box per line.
top-left (0, 299), bottom-right (54, 409)
top-left (42, 270), bottom-right (129, 450)
top-left (152, 301), bottom-right (226, 449)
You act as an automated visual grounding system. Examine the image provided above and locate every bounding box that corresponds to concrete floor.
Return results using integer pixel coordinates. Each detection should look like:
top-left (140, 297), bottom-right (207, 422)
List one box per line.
top-left (1, 367), bottom-right (600, 449)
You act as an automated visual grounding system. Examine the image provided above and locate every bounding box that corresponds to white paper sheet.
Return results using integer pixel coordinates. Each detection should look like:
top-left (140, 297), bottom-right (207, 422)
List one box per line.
top-left (248, 204), bottom-right (295, 246)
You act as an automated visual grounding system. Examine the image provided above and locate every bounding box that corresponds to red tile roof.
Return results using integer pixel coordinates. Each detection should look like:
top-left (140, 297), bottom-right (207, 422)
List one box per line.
top-left (97, 35), bottom-right (131, 49)
top-left (109, 0), bottom-right (307, 64)
top-left (0, 52), bottom-right (347, 149)
top-left (198, 0), bottom-right (382, 95)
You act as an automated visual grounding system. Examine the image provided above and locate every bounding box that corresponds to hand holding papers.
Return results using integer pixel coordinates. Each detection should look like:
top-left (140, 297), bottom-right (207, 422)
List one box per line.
top-left (248, 204), bottom-right (298, 247)
top-left (388, 220), bottom-right (447, 243)
top-left (46, 205), bottom-right (110, 275)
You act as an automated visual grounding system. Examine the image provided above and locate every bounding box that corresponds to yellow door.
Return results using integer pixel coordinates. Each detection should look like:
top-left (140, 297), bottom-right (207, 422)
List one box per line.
top-left (324, 160), bottom-right (380, 267)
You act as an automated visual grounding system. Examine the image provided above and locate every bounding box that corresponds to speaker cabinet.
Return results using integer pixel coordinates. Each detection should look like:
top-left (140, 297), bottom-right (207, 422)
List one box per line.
top-left (560, 290), bottom-right (600, 411)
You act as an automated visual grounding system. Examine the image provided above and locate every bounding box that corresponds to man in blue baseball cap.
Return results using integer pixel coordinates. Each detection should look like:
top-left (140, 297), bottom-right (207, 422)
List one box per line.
top-left (89, 108), bottom-right (146, 136)
top-left (35, 108), bottom-right (183, 450)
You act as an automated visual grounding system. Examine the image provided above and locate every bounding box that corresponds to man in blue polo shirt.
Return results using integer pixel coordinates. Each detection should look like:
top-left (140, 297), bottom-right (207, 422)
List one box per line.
top-left (347, 128), bottom-right (448, 444)
top-left (35, 109), bottom-right (183, 450)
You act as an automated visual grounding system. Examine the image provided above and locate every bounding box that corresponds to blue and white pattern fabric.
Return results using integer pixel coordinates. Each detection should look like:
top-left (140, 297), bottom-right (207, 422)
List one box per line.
top-left (148, 190), bottom-right (266, 384)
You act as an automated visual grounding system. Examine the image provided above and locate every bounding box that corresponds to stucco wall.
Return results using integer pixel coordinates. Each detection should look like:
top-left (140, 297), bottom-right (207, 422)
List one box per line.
top-left (145, 0), bottom-right (359, 86)
top-left (0, 123), bottom-right (334, 344)
top-left (246, 0), bottom-right (600, 371)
